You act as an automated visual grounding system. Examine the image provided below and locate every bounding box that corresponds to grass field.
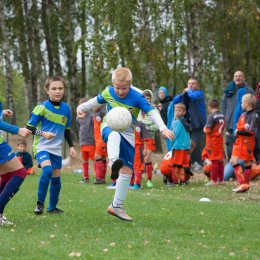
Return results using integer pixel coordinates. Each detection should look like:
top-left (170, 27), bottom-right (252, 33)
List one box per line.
top-left (1, 169), bottom-right (260, 260)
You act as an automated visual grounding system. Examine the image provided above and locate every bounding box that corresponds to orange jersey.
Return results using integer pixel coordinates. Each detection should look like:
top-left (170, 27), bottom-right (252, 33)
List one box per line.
top-left (232, 111), bottom-right (258, 160)
top-left (204, 111), bottom-right (225, 160)
top-left (93, 106), bottom-right (107, 155)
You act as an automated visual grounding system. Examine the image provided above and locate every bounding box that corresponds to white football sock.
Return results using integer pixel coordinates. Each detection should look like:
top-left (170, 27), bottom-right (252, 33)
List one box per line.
top-left (113, 173), bottom-right (131, 207)
top-left (107, 131), bottom-right (121, 167)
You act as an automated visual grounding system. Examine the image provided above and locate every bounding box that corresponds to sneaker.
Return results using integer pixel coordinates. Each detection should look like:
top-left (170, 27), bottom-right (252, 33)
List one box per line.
top-left (204, 180), bottom-right (218, 186)
top-left (47, 208), bottom-right (64, 214)
top-left (192, 162), bottom-right (203, 173)
top-left (131, 184), bottom-right (141, 190)
top-left (111, 159), bottom-right (123, 180)
top-left (167, 182), bottom-right (175, 187)
top-left (93, 179), bottom-right (106, 184)
top-left (146, 180), bottom-right (154, 188)
top-left (162, 175), bottom-right (168, 184)
top-left (232, 183), bottom-right (249, 193)
top-left (79, 178), bottom-right (89, 183)
top-left (185, 180), bottom-right (191, 185)
top-left (106, 182), bottom-right (116, 189)
top-left (107, 204), bottom-right (132, 221)
top-left (34, 201), bottom-right (44, 215)
top-left (128, 184), bottom-right (134, 189)
top-left (218, 181), bottom-right (225, 185)
top-left (0, 214), bottom-right (13, 226)
top-left (180, 182), bottom-right (186, 186)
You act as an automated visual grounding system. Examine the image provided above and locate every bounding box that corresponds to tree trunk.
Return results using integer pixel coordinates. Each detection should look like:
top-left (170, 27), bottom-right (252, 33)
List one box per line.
top-left (0, 0), bottom-right (16, 124)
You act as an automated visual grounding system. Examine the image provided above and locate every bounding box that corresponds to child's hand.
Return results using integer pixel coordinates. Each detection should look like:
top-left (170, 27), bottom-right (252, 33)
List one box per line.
top-left (204, 158), bottom-right (212, 165)
top-left (161, 129), bottom-right (174, 140)
top-left (42, 132), bottom-right (56, 140)
top-left (77, 109), bottom-right (86, 119)
top-left (142, 149), bottom-right (147, 157)
top-left (3, 109), bottom-right (13, 117)
top-left (70, 147), bottom-right (76, 159)
top-left (18, 128), bottom-right (31, 138)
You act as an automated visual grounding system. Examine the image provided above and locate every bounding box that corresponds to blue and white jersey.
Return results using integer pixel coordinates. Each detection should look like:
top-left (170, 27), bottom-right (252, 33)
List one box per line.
top-left (98, 86), bottom-right (155, 146)
top-left (27, 99), bottom-right (71, 156)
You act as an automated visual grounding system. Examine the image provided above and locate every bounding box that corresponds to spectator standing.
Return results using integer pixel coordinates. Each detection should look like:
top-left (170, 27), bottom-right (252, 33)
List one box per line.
top-left (157, 86), bottom-right (172, 125)
top-left (221, 71), bottom-right (254, 160)
top-left (172, 78), bottom-right (206, 170)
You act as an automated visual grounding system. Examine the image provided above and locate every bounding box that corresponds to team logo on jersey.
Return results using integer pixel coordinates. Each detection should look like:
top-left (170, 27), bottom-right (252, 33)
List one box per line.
top-left (46, 113), bottom-right (52, 117)
top-left (108, 99), bottom-right (114, 103)
top-left (96, 116), bottom-right (101, 122)
top-left (129, 108), bottom-right (133, 114)
top-left (62, 117), bottom-right (66, 124)
top-left (135, 126), bottom-right (141, 132)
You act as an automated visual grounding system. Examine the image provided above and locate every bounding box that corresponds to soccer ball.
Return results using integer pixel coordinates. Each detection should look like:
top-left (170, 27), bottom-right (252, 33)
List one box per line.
top-left (106, 107), bottom-right (132, 132)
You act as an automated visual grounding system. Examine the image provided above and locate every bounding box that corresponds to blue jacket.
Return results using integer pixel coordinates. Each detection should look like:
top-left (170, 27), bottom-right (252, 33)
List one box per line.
top-left (172, 89), bottom-right (206, 130)
top-left (16, 151), bottom-right (33, 170)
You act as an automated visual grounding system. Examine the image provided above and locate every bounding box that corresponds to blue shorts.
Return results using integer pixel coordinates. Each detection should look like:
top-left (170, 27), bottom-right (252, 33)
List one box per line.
top-left (36, 151), bottom-right (62, 169)
top-left (102, 126), bottom-right (134, 170)
top-left (0, 141), bottom-right (15, 164)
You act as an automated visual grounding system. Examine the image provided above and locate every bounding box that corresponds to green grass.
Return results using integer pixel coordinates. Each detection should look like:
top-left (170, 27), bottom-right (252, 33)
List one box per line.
top-left (1, 172), bottom-right (260, 260)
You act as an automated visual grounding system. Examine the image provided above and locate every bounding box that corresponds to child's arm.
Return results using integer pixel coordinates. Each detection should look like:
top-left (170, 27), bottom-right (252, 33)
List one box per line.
top-left (77, 97), bottom-right (101, 118)
top-left (26, 125), bottom-right (55, 140)
top-left (147, 110), bottom-right (174, 140)
top-left (64, 129), bottom-right (76, 159)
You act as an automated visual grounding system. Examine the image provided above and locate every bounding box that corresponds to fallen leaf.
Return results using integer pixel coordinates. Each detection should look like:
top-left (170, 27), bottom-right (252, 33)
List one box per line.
top-left (110, 242), bottom-right (116, 246)
top-left (200, 229), bottom-right (205, 233)
top-left (103, 248), bottom-right (108, 252)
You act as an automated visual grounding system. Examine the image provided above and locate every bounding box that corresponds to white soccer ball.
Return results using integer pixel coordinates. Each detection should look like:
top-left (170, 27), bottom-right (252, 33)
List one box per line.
top-left (106, 107), bottom-right (132, 132)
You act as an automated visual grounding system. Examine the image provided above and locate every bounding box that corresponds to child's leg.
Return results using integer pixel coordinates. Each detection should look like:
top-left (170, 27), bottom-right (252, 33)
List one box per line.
top-left (112, 172), bottom-right (131, 207)
top-left (94, 159), bottom-right (104, 180)
top-left (210, 161), bottom-right (219, 183)
top-left (48, 175), bottom-right (61, 211)
top-left (218, 161), bottom-right (224, 182)
top-left (107, 132), bottom-right (121, 163)
top-left (38, 165), bottom-right (53, 204)
top-left (171, 165), bottom-right (179, 184)
top-left (243, 165), bottom-right (252, 184)
top-left (130, 172), bottom-right (135, 186)
top-left (145, 162), bottom-right (153, 181)
top-left (0, 168), bottom-right (26, 214)
top-left (102, 159), bottom-right (107, 179)
top-left (178, 166), bottom-right (185, 185)
top-left (134, 171), bottom-right (142, 185)
top-left (233, 164), bottom-right (246, 185)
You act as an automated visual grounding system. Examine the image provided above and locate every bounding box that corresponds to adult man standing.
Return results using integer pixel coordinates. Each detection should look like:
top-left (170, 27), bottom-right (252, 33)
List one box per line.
top-left (172, 78), bottom-right (206, 170)
top-left (221, 71), bottom-right (255, 160)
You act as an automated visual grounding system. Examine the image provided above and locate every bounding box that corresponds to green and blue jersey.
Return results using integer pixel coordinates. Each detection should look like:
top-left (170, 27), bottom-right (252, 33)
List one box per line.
top-left (27, 99), bottom-right (71, 156)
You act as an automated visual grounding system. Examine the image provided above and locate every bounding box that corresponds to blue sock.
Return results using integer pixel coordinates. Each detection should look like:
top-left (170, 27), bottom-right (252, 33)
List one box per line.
top-left (38, 166), bottom-right (53, 205)
top-left (0, 176), bottom-right (24, 214)
top-left (0, 182), bottom-right (6, 194)
top-left (48, 176), bottom-right (61, 210)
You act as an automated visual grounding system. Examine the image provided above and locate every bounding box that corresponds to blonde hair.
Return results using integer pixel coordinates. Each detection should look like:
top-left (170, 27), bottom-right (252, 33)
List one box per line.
top-left (174, 103), bottom-right (186, 112)
top-left (111, 67), bottom-right (132, 84)
top-left (242, 94), bottom-right (256, 108)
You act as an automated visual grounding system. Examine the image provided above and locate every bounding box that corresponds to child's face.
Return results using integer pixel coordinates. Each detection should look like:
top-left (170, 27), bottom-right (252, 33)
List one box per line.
top-left (144, 95), bottom-right (151, 103)
top-left (175, 107), bottom-right (186, 118)
top-left (18, 144), bottom-right (26, 153)
top-left (113, 80), bottom-right (131, 99)
top-left (46, 81), bottom-right (65, 102)
top-left (241, 98), bottom-right (248, 110)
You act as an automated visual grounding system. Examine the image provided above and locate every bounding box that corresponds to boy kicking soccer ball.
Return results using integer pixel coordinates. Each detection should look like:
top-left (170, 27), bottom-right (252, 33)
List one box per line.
top-left (77, 67), bottom-right (174, 221)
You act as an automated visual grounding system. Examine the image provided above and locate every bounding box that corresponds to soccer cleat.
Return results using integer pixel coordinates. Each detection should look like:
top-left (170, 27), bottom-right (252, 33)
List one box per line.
top-left (47, 208), bottom-right (64, 214)
top-left (179, 182), bottom-right (186, 186)
top-left (106, 182), bottom-right (116, 189)
top-left (128, 184), bottom-right (134, 189)
top-left (167, 182), bottom-right (175, 187)
top-left (204, 180), bottom-right (218, 186)
top-left (34, 201), bottom-right (44, 215)
top-left (232, 183), bottom-right (250, 193)
top-left (162, 175), bottom-right (168, 184)
top-left (107, 204), bottom-right (132, 221)
top-left (111, 159), bottom-right (123, 180)
top-left (131, 184), bottom-right (141, 190)
top-left (93, 179), bottom-right (106, 184)
top-left (0, 214), bottom-right (14, 226)
top-left (79, 178), bottom-right (89, 183)
top-left (185, 180), bottom-right (191, 185)
top-left (146, 180), bottom-right (154, 188)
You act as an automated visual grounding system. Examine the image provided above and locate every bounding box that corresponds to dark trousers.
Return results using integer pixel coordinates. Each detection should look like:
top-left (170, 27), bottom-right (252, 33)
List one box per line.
top-left (190, 128), bottom-right (205, 166)
top-left (226, 129), bottom-right (235, 161)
